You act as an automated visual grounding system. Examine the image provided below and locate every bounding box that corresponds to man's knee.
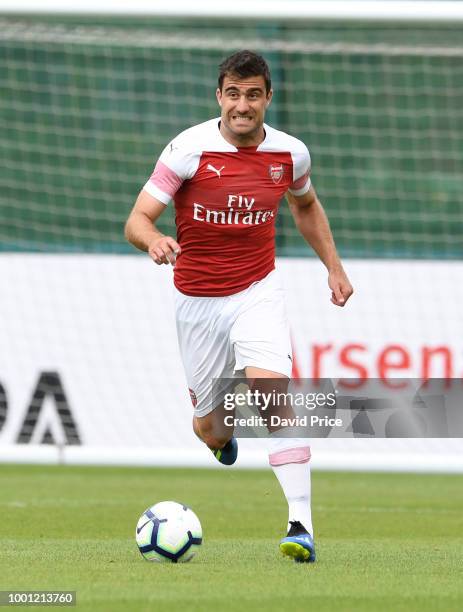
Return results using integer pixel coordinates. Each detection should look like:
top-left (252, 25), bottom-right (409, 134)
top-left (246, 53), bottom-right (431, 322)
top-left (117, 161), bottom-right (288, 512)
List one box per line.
top-left (193, 415), bottom-right (232, 449)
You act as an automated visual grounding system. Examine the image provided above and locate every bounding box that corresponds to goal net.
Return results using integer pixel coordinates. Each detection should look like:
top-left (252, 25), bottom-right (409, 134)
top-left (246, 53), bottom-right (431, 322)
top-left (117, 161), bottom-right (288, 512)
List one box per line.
top-left (1, 17), bottom-right (462, 257)
top-left (0, 13), bottom-right (462, 469)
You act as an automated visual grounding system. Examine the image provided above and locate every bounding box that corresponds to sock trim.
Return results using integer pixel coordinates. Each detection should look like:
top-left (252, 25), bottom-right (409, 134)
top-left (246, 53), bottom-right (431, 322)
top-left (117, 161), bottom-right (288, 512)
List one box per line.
top-left (268, 446), bottom-right (311, 466)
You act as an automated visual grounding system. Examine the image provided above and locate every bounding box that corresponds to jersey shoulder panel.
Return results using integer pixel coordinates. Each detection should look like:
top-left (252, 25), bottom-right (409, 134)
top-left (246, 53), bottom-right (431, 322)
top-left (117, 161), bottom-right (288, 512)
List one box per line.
top-left (259, 124), bottom-right (311, 180)
top-left (159, 118), bottom-right (236, 179)
top-left (144, 118), bottom-right (236, 204)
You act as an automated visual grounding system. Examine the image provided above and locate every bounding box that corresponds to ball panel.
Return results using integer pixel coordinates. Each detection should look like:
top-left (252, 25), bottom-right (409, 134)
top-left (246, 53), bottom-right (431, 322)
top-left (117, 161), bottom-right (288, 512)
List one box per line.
top-left (157, 521), bottom-right (190, 554)
top-left (135, 520), bottom-right (155, 548)
top-left (141, 549), bottom-right (170, 563)
top-left (151, 501), bottom-right (183, 519)
top-left (186, 512), bottom-right (202, 539)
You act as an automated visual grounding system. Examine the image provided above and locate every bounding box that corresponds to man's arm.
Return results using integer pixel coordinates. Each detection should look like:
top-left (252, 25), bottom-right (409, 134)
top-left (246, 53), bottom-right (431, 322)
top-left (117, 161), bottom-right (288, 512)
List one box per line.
top-left (125, 189), bottom-right (181, 266)
top-left (286, 186), bottom-right (353, 307)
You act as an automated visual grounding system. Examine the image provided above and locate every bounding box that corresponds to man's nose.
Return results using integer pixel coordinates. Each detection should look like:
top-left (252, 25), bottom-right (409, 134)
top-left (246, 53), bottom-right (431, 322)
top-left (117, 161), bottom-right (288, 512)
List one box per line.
top-left (236, 96), bottom-right (250, 113)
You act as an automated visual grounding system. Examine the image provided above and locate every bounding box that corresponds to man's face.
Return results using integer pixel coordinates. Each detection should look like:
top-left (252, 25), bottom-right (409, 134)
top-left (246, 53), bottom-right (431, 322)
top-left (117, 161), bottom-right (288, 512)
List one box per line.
top-left (216, 74), bottom-right (272, 143)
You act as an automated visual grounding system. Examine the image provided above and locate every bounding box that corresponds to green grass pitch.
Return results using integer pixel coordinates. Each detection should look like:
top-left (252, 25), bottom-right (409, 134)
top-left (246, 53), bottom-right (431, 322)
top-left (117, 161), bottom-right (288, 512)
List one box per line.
top-left (0, 465), bottom-right (462, 611)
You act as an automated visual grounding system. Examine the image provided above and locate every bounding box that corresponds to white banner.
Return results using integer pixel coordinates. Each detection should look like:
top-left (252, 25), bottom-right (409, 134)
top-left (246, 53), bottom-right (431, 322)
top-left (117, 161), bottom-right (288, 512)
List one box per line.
top-left (0, 254), bottom-right (462, 471)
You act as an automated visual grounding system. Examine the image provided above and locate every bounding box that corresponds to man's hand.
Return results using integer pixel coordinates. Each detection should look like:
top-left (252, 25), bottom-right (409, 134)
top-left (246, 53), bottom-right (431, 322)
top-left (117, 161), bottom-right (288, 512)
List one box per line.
top-left (328, 267), bottom-right (353, 307)
top-left (148, 235), bottom-right (181, 266)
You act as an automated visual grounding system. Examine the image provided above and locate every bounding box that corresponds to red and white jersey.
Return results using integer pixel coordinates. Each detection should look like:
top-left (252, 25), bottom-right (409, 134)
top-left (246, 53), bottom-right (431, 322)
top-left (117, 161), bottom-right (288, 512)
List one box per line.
top-left (143, 118), bottom-right (311, 297)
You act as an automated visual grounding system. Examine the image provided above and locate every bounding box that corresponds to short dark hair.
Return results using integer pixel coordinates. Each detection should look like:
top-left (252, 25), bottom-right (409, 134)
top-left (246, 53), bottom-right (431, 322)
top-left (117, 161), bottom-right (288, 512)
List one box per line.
top-left (218, 50), bottom-right (271, 94)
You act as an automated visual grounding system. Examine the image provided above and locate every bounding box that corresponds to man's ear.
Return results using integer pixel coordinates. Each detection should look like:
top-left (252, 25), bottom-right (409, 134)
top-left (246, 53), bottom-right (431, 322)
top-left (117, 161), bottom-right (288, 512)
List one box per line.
top-left (266, 89), bottom-right (273, 108)
top-left (216, 87), bottom-right (222, 107)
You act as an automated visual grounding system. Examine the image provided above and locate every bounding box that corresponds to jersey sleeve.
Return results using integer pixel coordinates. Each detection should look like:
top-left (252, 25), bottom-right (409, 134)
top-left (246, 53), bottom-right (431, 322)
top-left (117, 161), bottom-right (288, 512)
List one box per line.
top-left (143, 139), bottom-right (201, 204)
top-left (288, 142), bottom-right (311, 196)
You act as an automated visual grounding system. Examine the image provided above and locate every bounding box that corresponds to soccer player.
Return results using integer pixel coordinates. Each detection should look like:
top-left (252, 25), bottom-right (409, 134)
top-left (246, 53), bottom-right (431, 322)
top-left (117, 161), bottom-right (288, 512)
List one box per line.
top-left (125, 50), bottom-right (353, 563)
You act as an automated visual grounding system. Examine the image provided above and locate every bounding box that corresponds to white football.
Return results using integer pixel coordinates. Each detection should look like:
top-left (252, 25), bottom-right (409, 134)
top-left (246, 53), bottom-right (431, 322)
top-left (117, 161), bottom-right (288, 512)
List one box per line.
top-left (135, 501), bottom-right (202, 563)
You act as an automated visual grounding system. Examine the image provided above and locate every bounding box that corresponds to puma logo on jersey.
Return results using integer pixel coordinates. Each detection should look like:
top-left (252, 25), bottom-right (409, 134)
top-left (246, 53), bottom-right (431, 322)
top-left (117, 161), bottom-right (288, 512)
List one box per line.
top-left (207, 164), bottom-right (225, 178)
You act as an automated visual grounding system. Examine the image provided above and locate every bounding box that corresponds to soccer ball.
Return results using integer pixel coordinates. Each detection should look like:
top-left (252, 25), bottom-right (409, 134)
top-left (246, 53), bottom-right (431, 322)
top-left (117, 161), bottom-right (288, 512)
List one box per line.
top-left (135, 501), bottom-right (202, 563)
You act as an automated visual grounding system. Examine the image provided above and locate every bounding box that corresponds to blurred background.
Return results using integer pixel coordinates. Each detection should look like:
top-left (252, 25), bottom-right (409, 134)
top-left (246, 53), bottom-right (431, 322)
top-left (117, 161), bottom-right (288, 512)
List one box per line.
top-left (1, 1), bottom-right (462, 471)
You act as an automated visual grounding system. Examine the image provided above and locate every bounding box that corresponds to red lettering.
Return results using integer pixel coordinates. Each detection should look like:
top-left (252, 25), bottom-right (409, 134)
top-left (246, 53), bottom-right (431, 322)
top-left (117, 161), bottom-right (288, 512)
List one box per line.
top-left (377, 345), bottom-right (410, 388)
top-left (339, 344), bottom-right (368, 389)
top-left (421, 346), bottom-right (452, 385)
top-left (311, 344), bottom-right (332, 381)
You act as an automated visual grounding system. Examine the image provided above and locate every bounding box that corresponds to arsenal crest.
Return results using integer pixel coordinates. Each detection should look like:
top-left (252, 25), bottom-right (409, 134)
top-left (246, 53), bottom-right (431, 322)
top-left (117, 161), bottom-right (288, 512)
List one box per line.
top-left (269, 163), bottom-right (284, 184)
top-left (189, 388), bottom-right (198, 408)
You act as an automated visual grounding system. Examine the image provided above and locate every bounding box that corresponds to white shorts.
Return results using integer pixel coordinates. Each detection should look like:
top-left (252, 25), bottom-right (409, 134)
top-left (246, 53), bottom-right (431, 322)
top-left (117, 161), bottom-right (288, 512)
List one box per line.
top-left (174, 269), bottom-right (292, 417)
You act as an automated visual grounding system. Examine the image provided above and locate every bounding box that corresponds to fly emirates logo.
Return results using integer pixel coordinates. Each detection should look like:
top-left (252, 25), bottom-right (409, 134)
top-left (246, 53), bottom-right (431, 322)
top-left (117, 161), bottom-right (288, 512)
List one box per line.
top-left (192, 194), bottom-right (274, 226)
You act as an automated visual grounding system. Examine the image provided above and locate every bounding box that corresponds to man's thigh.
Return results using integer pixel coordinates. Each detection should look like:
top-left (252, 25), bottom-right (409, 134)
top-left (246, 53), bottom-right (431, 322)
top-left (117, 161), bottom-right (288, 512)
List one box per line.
top-left (174, 289), bottom-right (237, 418)
top-left (231, 274), bottom-right (292, 378)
